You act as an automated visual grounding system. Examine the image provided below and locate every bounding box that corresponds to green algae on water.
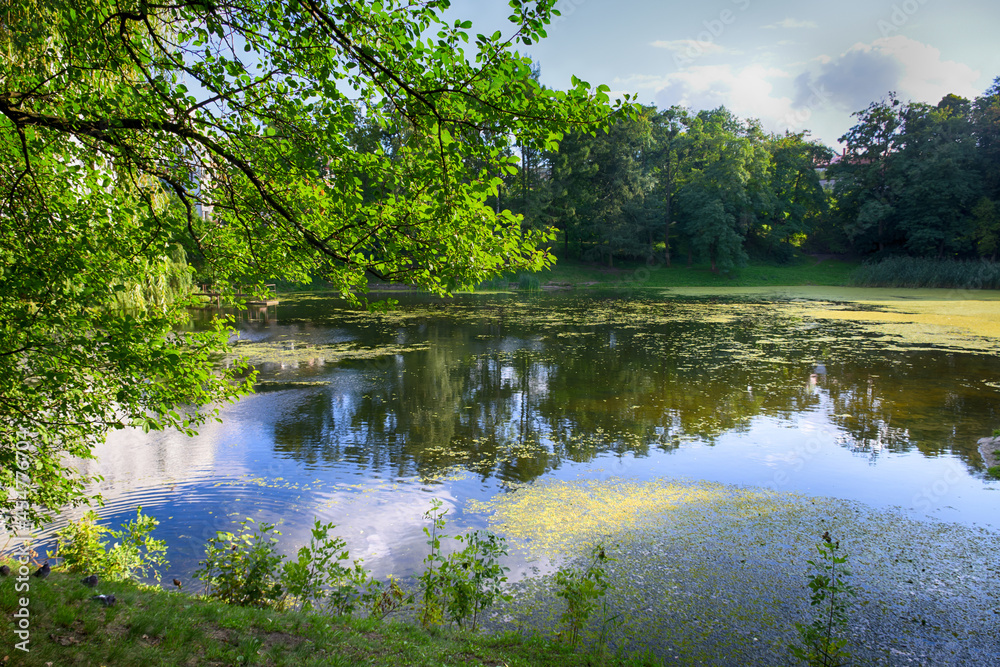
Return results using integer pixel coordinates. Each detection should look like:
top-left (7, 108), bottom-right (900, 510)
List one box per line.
top-left (470, 476), bottom-right (1000, 666)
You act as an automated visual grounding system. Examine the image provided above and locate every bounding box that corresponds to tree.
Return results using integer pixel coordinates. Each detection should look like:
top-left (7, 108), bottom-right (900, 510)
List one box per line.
top-left (889, 100), bottom-right (981, 257)
top-left (674, 108), bottom-right (765, 273)
top-left (752, 132), bottom-right (831, 261)
top-left (833, 92), bottom-right (987, 258)
top-left (648, 106), bottom-right (689, 266)
top-left (543, 126), bottom-right (600, 255)
top-left (543, 108), bottom-right (653, 263)
top-left (832, 94), bottom-right (907, 254)
top-left (973, 77), bottom-right (1000, 204)
top-left (972, 197), bottom-right (1000, 260)
top-left (0, 0), bottom-right (624, 525)
top-left (577, 108), bottom-right (654, 265)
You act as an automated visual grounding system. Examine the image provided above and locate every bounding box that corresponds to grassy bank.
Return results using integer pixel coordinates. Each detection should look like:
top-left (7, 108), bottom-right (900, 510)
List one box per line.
top-left (0, 568), bottom-right (656, 666)
top-left (513, 253), bottom-right (860, 290)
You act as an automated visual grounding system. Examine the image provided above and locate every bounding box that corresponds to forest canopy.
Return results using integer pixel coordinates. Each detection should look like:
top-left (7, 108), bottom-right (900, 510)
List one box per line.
top-left (500, 79), bottom-right (1000, 270)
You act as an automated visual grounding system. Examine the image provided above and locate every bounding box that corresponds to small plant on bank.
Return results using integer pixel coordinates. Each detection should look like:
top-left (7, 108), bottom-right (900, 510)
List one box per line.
top-left (443, 529), bottom-right (512, 631)
top-left (195, 517), bottom-right (284, 608)
top-left (417, 498), bottom-right (450, 628)
top-left (416, 499), bottom-right (512, 631)
top-left (517, 273), bottom-right (541, 292)
top-left (478, 273), bottom-right (513, 291)
top-left (367, 574), bottom-right (412, 620)
top-left (790, 531), bottom-right (857, 667)
top-left (554, 543), bottom-right (613, 648)
top-left (281, 518), bottom-right (370, 614)
top-left (56, 507), bottom-right (168, 582)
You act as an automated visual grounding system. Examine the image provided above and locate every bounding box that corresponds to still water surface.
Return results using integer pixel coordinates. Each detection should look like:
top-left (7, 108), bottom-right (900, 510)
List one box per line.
top-left (44, 292), bottom-right (1000, 585)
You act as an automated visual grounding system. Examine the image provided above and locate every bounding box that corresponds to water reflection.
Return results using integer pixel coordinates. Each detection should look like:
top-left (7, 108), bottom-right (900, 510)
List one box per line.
top-left (237, 294), bottom-right (998, 484)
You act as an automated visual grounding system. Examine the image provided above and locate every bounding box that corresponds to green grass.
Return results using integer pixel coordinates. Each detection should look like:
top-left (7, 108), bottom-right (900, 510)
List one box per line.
top-left (0, 567), bottom-right (659, 666)
top-left (535, 252), bottom-right (859, 290)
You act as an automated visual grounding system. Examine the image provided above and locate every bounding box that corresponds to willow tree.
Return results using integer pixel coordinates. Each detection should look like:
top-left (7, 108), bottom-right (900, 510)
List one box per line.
top-left (0, 0), bottom-right (625, 525)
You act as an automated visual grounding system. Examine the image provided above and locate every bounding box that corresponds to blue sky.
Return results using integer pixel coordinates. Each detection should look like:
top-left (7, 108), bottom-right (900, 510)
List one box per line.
top-left (447, 0), bottom-right (1000, 148)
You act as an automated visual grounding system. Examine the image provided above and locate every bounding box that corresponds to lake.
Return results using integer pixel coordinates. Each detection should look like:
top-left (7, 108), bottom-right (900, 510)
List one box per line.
top-left (30, 290), bottom-right (1000, 662)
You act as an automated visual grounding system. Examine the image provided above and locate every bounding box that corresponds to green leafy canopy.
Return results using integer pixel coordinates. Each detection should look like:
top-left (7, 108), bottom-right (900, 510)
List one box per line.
top-left (0, 0), bottom-right (625, 525)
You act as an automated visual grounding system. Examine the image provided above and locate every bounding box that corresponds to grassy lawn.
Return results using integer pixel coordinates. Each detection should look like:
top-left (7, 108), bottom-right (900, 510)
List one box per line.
top-left (536, 253), bottom-right (859, 289)
top-left (0, 568), bottom-right (657, 666)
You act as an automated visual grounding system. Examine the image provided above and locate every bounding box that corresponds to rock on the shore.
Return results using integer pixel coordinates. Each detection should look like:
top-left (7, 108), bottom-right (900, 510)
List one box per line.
top-left (978, 436), bottom-right (1000, 468)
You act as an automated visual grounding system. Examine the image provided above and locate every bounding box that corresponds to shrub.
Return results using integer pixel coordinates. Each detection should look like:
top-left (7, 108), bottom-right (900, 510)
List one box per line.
top-left (56, 507), bottom-right (168, 582)
top-left (194, 518), bottom-right (284, 608)
top-left (554, 543), bottom-right (613, 647)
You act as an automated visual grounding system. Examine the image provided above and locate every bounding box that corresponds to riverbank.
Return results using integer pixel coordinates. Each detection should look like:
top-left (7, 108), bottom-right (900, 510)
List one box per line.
top-left (0, 568), bottom-right (657, 666)
top-left (530, 254), bottom-right (860, 290)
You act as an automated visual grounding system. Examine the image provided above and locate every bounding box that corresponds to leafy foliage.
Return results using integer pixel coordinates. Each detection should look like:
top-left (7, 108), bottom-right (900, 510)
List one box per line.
top-left (0, 0), bottom-right (621, 524)
top-left (56, 507), bottom-right (168, 582)
top-left (442, 529), bottom-right (512, 631)
top-left (790, 532), bottom-right (857, 667)
top-left (416, 499), bottom-right (512, 631)
top-left (280, 519), bottom-right (370, 614)
top-left (194, 518), bottom-right (285, 609)
top-left (417, 498), bottom-right (450, 628)
top-left (554, 543), bottom-right (613, 648)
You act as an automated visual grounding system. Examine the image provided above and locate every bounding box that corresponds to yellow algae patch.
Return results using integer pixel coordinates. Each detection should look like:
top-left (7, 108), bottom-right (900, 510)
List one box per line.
top-left (470, 477), bottom-right (803, 558)
top-left (661, 286), bottom-right (1000, 352)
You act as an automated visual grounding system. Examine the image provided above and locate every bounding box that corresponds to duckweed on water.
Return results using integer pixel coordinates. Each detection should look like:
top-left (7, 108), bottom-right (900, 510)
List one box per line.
top-left (229, 340), bottom-right (430, 366)
top-left (470, 477), bottom-right (1000, 666)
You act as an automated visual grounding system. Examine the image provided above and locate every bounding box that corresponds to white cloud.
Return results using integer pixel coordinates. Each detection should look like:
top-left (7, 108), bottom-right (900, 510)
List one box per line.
top-left (794, 36), bottom-right (981, 112)
top-left (617, 64), bottom-right (802, 133)
top-left (763, 18), bottom-right (819, 30)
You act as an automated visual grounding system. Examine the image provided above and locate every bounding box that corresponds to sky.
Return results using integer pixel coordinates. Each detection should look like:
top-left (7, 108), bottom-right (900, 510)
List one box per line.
top-left (446, 0), bottom-right (1000, 148)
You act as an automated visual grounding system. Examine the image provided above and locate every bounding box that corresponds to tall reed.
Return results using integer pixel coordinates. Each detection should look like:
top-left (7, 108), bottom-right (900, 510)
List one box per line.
top-left (849, 257), bottom-right (1000, 289)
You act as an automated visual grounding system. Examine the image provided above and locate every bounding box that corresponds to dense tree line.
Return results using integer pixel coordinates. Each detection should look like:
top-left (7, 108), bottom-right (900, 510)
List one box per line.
top-left (495, 76), bottom-right (1000, 269)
